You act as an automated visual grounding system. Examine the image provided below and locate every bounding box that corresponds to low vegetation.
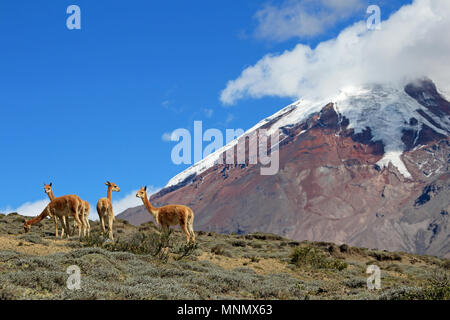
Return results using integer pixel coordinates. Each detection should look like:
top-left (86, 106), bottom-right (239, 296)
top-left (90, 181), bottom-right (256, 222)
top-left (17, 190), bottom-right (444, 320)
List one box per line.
top-left (0, 212), bottom-right (448, 300)
top-left (290, 246), bottom-right (348, 271)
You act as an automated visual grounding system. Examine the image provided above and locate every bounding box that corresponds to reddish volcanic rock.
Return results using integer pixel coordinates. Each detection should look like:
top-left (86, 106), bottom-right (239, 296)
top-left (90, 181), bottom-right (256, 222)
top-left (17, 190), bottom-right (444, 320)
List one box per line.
top-left (119, 81), bottom-right (450, 258)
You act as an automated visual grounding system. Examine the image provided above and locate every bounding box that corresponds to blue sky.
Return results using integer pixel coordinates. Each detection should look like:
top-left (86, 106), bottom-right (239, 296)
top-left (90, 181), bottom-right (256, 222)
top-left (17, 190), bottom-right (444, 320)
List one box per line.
top-left (0, 0), bottom-right (413, 217)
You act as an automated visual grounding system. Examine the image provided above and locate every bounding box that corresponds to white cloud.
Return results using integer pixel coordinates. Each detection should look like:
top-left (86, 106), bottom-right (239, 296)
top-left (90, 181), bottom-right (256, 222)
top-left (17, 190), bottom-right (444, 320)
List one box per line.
top-left (203, 108), bottom-right (214, 118)
top-left (161, 131), bottom-right (176, 142)
top-left (86, 186), bottom-right (161, 220)
top-left (1, 199), bottom-right (49, 217)
top-left (254, 0), bottom-right (366, 41)
top-left (110, 190), bottom-right (141, 216)
top-left (221, 0), bottom-right (450, 104)
top-left (225, 114), bottom-right (234, 124)
top-left (111, 186), bottom-right (160, 217)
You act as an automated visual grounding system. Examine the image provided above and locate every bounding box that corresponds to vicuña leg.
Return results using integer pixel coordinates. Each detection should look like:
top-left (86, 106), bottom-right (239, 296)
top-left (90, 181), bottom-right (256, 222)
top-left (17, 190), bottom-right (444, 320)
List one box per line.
top-left (60, 216), bottom-right (70, 237)
top-left (181, 222), bottom-right (190, 243)
top-left (73, 213), bottom-right (84, 238)
top-left (52, 216), bottom-right (59, 237)
top-left (107, 210), bottom-right (114, 241)
top-left (99, 214), bottom-right (106, 234)
top-left (188, 219), bottom-right (195, 243)
top-left (60, 216), bottom-right (66, 238)
top-left (84, 215), bottom-right (91, 237)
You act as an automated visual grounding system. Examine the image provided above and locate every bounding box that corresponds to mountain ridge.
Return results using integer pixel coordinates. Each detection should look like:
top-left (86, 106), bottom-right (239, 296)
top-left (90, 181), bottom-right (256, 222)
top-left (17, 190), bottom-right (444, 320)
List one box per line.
top-left (119, 79), bottom-right (450, 258)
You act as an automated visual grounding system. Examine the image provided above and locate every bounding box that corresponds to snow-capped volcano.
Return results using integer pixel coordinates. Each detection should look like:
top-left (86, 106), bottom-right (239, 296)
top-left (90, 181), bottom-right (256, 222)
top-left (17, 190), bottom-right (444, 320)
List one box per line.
top-left (119, 79), bottom-right (450, 258)
top-left (166, 80), bottom-right (450, 187)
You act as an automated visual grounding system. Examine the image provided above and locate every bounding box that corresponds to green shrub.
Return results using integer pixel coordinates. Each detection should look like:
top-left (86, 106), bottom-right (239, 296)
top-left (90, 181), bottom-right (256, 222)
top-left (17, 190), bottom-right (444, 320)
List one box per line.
top-left (343, 278), bottom-right (366, 288)
top-left (14, 217), bottom-right (26, 223)
top-left (384, 263), bottom-right (403, 273)
top-left (231, 240), bottom-right (246, 247)
top-left (249, 241), bottom-right (263, 249)
top-left (245, 233), bottom-right (283, 241)
top-left (211, 244), bottom-right (232, 257)
top-left (380, 269), bottom-right (449, 300)
top-left (81, 230), bottom-right (198, 263)
top-left (441, 259), bottom-right (450, 270)
top-left (18, 234), bottom-right (49, 246)
top-left (290, 246), bottom-right (348, 271)
top-left (0, 286), bottom-right (20, 300)
top-left (173, 242), bottom-right (198, 261)
top-left (1, 270), bottom-right (66, 292)
top-left (369, 251), bottom-right (402, 262)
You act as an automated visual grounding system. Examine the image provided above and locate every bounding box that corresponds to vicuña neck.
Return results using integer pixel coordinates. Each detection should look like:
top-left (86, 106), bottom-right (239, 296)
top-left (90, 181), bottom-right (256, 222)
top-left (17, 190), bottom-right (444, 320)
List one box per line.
top-left (27, 207), bottom-right (49, 226)
top-left (143, 193), bottom-right (159, 218)
top-left (107, 186), bottom-right (112, 201)
top-left (47, 191), bottom-right (55, 201)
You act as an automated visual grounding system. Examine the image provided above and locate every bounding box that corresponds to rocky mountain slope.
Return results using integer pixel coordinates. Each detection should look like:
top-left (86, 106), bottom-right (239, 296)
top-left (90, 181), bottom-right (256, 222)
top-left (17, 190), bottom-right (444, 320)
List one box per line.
top-left (119, 79), bottom-right (450, 258)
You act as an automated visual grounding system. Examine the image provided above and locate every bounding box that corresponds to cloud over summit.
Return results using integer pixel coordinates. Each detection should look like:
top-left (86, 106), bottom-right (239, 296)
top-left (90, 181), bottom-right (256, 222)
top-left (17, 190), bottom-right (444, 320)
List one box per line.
top-left (221, 0), bottom-right (450, 105)
top-left (254, 0), bottom-right (366, 41)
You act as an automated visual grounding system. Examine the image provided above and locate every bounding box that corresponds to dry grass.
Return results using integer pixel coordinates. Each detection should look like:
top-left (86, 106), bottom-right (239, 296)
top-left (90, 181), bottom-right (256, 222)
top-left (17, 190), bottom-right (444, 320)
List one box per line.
top-left (0, 212), bottom-right (448, 300)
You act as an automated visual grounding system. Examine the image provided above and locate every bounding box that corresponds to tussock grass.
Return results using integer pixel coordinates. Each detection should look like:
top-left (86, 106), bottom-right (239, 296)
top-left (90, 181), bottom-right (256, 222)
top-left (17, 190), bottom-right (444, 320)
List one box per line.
top-left (290, 246), bottom-right (348, 271)
top-left (0, 213), bottom-right (448, 300)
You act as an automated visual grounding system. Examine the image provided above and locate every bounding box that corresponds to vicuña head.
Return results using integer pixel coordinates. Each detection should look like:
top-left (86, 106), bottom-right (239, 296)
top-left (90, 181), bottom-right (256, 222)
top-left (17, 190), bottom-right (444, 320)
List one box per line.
top-left (43, 182), bottom-right (53, 196)
top-left (23, 219), bottom-right (31, 233)
top-left (136, 186), bottom-right (148, 199)
top-left (105, 181), bottom-right (120, 192)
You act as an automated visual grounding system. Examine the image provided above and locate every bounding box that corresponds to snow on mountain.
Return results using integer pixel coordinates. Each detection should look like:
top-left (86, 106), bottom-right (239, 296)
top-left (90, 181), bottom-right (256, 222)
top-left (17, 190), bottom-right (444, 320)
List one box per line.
top-left (334, 84), bottom-right (449, 178)
top-left (166, 83), bottom-right (450, 187)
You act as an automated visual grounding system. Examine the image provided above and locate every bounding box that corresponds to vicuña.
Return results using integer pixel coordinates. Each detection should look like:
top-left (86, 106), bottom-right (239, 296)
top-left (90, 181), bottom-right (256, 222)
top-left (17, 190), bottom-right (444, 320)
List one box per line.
top-left (44, 182), bottom-right (91, 237)
top-left (96, 181), bottom-right (120, 240)
top-left (136, 186), bottom-right (195, 243)
top-left (43, 182), bottom-right (66, 237)
top-left (23, 194), bottom-right (85, 237)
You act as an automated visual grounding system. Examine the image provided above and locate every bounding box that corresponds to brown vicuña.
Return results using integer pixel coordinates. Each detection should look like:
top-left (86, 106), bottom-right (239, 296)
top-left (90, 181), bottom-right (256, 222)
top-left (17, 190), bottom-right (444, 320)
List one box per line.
top-left (136, 186), bottom-right (195, 243)
top-left (23, 195), bottom-right (84, 237)
top-left (44, 182), bottom-right (91, 237)
top-left (96, 181), bottom-right (120, 240)
top-left (43, 182), bottom-right (66, 237)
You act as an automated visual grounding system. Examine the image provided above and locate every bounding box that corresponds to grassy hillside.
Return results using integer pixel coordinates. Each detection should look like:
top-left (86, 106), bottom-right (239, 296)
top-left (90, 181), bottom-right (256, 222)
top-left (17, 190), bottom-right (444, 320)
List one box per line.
top-left (0, 212), bottom-right (448, 300)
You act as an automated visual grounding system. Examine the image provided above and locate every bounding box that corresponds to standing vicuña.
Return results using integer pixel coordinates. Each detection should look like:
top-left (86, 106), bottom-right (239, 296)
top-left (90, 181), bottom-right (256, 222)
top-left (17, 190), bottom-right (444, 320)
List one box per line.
top-left (43, 182), bottom-right (66, 237)
top-left (44, 182), bottom-right (91, 237)
top-left (24, 195), bottom-right (84, 237)
top-left (97, 181), bottom-right (120, 240)
top-left (136, 186), bottom-right (195, 243)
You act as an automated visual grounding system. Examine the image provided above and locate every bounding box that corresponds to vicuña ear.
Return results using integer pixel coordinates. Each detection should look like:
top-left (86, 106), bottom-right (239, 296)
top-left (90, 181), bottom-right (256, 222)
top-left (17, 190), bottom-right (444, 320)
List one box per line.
top-left (49, 182), bottom-right (52, 187)
top-left (144, 186), bottom-right (147, 191)
top-left (105, 181), bottom-right (110, 186)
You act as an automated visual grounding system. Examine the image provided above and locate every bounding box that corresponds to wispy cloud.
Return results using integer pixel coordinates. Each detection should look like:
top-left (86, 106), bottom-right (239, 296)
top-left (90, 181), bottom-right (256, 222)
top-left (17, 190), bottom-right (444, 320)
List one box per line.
top-left (254, 0), bottom-right (366, 41)
top-left (1, 199), bottom-right (49, 217)
top-left (162, 131), bottom-right (176, 142)
top-left (161, 101), bottom-right (184, 114)
top-left (88, 186), bottom-right (160, 219)
top-left (203, 108), bottom-right (214, 118)
top-left (112, 186), bottom-right (160, 215)
top-left (161, 100), bottom-right (170, 108)
top-left (225, 114), bottom-right (234, 124)
top-left (222, 0), bottom-right (450, 104)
